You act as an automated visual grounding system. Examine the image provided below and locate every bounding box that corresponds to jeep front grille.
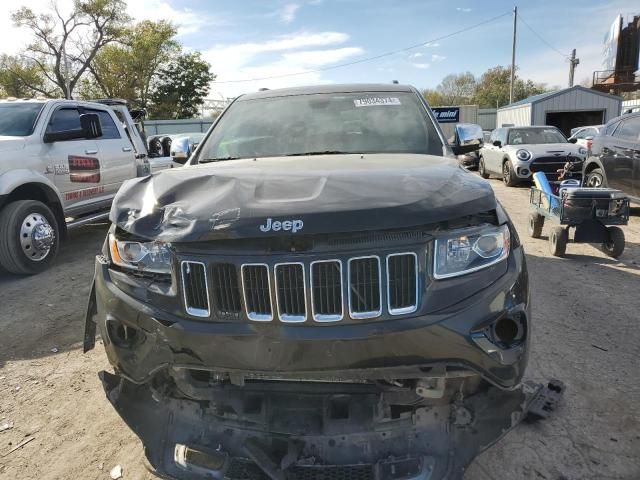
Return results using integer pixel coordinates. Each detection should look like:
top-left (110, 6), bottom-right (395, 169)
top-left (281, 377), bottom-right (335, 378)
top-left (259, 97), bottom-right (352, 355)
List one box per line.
top-left (181, 252), bottom-right (422, 322)
top-left (181, 261), bottom-right (210, 317)
top-left (348, 256), bottom-right (382, 319)
top-left (241, 264), bottom-right (273, 321)
top-left (387, 253), bottom-right (418, 315)
top-left (311, 260), bottom-right (343, 322)
top-left (211, 263), bottom-right (242, 315)
top-left (275, 263), bottom-right (306, 322)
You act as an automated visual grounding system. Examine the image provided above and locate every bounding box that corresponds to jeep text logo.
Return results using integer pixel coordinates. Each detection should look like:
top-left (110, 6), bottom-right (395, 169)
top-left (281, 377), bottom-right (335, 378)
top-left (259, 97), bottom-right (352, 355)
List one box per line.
top-left (259, 218), bottom-right (304, 233)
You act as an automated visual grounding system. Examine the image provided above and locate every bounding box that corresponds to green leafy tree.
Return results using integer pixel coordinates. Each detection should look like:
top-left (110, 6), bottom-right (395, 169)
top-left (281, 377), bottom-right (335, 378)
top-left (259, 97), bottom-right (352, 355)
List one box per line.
top-left (149, 52), bottom-right (214, 119)
top-left (85, 20), bottom-right (178, 107)
top-left (474, 66), bottom-right (549, 108)
top-left (0, 55), bottom-right (55, 97)
top-left (435, 72), bottom-right (476, 105)
top-left (12, 0), bottom-right (130, 98)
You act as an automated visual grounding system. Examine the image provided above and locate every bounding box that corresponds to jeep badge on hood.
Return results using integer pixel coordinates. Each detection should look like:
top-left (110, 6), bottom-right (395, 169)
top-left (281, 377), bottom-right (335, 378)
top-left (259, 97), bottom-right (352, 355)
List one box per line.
top-left (259, 217), bottom-right (304, 233)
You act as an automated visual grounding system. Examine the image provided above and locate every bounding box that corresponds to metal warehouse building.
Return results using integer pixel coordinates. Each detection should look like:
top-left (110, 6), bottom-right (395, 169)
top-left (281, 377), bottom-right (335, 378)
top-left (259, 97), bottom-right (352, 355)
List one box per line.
top-left (496, 86), bottom-right (622, 136)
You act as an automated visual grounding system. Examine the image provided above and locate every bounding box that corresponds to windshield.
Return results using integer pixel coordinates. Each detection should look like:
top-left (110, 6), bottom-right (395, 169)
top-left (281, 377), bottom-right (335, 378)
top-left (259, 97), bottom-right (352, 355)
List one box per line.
top-left (507, 127), bottom-right (567, 145)
top-left (0, 103), bottom-right (45, 136)
top-left (197, 92), bottom-right (442, 162)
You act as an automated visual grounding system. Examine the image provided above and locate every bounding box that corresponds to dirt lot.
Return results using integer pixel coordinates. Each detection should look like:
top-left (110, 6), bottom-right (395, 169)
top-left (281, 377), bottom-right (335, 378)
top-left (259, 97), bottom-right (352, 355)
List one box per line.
top-left (1, 178), bottom-right (639, 480)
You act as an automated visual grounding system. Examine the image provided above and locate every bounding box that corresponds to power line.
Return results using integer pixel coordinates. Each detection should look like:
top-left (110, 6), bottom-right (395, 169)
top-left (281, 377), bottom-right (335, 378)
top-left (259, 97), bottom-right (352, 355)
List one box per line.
top-left (517, 12), bottom-right (570, 59)
top-left (212, 11), bottom-right (512, 84)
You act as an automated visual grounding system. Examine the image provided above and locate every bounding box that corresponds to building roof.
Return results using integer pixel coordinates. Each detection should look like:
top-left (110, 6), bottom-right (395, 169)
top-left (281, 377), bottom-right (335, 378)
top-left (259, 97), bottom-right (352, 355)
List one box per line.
top-left (498, 85), bottom-right (623, 111)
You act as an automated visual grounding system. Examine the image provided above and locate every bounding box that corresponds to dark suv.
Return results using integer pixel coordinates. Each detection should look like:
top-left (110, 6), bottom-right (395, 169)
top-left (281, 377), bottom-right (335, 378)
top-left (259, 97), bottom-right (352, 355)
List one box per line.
top-left (584, 111), bottom-right (640, 202)
top-left (85, 84), bottom-right (538, 480)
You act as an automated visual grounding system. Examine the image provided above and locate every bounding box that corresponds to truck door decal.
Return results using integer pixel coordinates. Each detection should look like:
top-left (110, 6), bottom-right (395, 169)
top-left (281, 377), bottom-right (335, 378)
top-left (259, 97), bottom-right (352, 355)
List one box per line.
top-left (68, 155), bottom-right (101, 183)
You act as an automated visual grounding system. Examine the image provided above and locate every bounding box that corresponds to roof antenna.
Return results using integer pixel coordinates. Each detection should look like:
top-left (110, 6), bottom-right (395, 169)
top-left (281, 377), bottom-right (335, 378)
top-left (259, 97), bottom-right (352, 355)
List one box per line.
top-left (392, 80), bottom-right (399, 84)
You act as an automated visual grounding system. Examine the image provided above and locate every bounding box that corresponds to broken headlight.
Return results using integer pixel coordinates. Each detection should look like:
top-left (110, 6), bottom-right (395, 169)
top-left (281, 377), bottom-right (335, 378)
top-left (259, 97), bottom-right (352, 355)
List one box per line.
top-left (434, 225), bottom-right (510, 279)
top-left (108, 234), bottom-right (172, 274)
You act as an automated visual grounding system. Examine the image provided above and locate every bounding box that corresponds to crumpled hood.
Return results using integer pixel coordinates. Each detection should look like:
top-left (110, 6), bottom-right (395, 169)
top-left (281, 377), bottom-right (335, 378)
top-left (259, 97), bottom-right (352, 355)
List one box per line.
top-left (110, 154), bottom-right (497, 242)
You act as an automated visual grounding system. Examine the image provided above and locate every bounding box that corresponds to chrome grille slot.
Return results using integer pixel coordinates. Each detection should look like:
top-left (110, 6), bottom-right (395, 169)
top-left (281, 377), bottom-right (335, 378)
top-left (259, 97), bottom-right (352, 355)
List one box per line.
top-left (348, 256), bottom-right (382, 319)
top-left (211, 263), bottom-right (242, 315)
top-left (387, 253), bottom-right (418, 315)
top-left (275, 263), bottom-right (306, 322)
top-left (241, 264), bottom-right (273, 321)
top-left (311, 260), bottom-right (343, 322)
top-left (181, 261), bottom-right (210, 317)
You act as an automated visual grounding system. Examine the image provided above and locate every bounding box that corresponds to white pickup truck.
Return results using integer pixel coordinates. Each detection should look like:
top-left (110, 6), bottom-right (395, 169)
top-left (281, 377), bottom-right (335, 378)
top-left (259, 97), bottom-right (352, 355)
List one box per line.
top-left (0, 98), bottom-right (176, 275)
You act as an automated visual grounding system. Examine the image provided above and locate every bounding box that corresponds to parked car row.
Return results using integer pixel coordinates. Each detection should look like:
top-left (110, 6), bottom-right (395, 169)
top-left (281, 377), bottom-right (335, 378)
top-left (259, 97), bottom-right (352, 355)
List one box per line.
top-left (473, 115), bottom-right (639, 204)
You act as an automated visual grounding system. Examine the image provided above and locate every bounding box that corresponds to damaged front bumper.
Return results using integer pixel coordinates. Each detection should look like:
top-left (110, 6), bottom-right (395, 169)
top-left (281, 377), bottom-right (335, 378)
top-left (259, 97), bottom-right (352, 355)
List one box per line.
top-left (100, 371), bottom-right (561, 480)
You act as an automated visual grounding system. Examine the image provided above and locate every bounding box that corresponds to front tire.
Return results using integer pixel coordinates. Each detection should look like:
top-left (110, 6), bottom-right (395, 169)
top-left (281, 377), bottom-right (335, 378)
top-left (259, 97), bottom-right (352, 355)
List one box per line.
top-left (585, 168), bottom-right (606, 188)
top-left (0, 200), bottom-right (60, 275)
top-left (479, 157), bottom-right (490, 179)
top-left (502, 160), bottom-right (518, 187)
top-left (602, 226), bottom-right (625, 258)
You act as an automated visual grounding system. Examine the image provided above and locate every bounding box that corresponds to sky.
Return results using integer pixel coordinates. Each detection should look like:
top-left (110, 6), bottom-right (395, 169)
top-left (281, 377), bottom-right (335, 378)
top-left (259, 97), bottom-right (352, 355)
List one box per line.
top-left (0, 0), bottom-right (638, 100)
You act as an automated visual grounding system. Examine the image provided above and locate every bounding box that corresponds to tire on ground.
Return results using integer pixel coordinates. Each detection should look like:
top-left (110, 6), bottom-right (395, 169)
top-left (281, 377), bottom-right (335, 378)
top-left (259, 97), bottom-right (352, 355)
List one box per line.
top-left (479, 157), bottom-right (490, 179)
top-left (549, 226), bottom-right (568, 257)
top-left (502, 159), bottom-right (518, 187)
top-left (602, 226), bottom-right (625, 258)
top-left (0, 200), bottom-right (60, 275)
top-left (528, 212), bottom-right (544, 238)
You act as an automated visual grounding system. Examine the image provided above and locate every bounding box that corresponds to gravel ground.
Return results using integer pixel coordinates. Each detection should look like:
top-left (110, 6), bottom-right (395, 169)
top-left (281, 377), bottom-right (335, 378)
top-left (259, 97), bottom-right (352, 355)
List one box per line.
top-left (0, 177), bottom-right (639, 480)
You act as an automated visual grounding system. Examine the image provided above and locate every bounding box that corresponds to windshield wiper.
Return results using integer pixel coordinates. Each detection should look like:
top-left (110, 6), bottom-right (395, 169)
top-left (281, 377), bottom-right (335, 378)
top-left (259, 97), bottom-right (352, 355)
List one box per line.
top-left (199, 156), bottom-right (240, 163)
top-left (284, 150), bottom-right (351, 156)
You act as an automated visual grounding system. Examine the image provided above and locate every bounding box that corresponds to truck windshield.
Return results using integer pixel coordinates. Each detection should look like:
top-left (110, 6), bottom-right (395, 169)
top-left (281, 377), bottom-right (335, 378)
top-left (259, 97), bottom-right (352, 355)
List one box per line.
top-left (507, 128), bottom-right (567, 145)
top-left (0, 103), bottom-right (45, 136)
top-left (198, 92), bottom-right (443, 162)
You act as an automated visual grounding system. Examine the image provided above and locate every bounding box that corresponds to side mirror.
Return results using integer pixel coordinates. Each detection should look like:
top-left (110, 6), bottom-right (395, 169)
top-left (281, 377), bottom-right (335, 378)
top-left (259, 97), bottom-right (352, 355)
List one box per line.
top-left (451, 123), bottom-right (483, 155)
top-left (493, 140), bottom-right (502, 148)
top-left (568, 138), bottom-right (577, 144)
top-left (80, 113), bottom-right (102, 139)
top-left (43, 113), bottom-right (102, 143)
top-left (172, 151), bottom-right (188, 164)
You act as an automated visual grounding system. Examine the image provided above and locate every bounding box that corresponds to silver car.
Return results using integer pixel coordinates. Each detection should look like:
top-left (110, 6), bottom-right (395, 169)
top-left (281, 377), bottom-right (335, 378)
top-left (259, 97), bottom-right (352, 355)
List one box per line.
top-left (479, 126), bottom-right (587, 186)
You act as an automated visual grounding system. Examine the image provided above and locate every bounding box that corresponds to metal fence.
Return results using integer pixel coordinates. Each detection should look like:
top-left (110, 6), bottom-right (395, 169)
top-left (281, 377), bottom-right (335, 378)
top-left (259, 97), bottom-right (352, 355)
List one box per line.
top-left (478, 109), bottom-right (497, 131)
top-left (144, 119), bottom-right (214, 135)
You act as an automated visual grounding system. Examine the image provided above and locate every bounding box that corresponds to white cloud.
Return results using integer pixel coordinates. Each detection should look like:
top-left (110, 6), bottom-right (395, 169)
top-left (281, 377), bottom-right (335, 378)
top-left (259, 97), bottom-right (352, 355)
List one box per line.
top-left (423, 42), bottom-right (440, 48)
top-left (456, 7), bottom-right (472, 12)
top-left (203, 31), bottom-right (362, 98)
top-left (431, 54), bottom-right (446, 62)
top-left (126, 0), bottom-right (223, 36)
top-left (409, 52), bottom-right (424, 58)
top-left (412, 63), bottom-right (430, 69)
top-left (280, 3), bottom-right (300, 24)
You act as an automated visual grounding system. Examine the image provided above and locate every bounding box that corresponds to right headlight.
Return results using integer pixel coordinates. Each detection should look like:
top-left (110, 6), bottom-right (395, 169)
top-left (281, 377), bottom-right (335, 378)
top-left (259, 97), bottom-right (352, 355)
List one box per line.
top-left (516, 149), bottom-right (531, 161)
top-left (434, 225), bottom-right (510, 279)
top-left (108, 234), bottom-right (172, 274)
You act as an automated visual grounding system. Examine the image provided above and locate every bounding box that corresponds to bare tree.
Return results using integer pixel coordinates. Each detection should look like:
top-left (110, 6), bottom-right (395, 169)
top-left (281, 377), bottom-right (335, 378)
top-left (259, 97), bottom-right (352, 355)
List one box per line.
top-left (12, 0), bottom-right (130, 98)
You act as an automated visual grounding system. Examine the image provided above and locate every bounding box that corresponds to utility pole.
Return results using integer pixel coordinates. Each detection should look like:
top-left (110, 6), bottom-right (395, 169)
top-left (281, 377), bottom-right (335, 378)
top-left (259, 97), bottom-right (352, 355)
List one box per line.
top-left (568, 49), bottom-right (579, 87)
top-left (509, 6), bottom-right (517, 104)
top-left (62, 44), bottom-right (72, 99)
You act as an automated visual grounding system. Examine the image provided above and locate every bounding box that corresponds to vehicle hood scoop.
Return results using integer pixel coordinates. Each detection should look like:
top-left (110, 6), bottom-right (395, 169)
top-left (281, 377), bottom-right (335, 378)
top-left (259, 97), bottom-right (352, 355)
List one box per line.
top-left (110, 154), bottom-right (497, 242)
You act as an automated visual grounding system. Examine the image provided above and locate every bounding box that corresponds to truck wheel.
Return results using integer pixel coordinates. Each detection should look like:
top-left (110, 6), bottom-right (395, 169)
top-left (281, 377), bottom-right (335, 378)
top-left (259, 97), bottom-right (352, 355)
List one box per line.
top-left (585, 168), bottom-right (606, 188)
top-left (602, 226), bottom-right (625, 258)
top-left (502, 160), bottom-right (518, 187)
top-left (478, 157), bottom-right (490, 179)
top-left (0, 200), bottom-right (60, 275)
top-left (528, 212), bottom-right (544, 238)
top-left (549, 226), bottom-right (568, 257)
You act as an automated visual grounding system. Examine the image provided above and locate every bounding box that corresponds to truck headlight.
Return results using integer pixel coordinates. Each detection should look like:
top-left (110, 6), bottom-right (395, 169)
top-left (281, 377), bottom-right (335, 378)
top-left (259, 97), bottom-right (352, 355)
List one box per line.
top-left (434, 225), bottom-right (510, 279)
top-left (516, 149), bottom-right (531, 161)
top-left (108, 234), bottom-right (172, 274)
top-left (578, 147), bottom-right (587, 155)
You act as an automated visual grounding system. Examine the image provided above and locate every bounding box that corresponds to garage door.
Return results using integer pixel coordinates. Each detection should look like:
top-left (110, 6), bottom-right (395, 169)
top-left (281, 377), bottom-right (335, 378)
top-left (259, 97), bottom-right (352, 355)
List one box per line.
top-left (545, 110), bottom-right (604, 136)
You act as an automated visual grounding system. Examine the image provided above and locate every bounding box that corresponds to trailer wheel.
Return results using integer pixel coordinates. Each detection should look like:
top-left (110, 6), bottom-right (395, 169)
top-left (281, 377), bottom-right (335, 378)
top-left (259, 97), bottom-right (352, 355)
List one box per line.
top-left (528, 212), bottom-right (544, 238)
top-left (549, 226), bottom-right (568, 257)
top-left (0, 200), bottom-right (60, 274)
top-left (602, 226), bottom-right (625, 258)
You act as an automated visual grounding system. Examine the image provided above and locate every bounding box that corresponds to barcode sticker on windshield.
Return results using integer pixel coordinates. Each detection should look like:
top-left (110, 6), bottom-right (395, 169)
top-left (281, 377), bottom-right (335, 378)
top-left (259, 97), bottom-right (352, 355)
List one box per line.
top-left (354, 97), bottom-right (401, 107)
